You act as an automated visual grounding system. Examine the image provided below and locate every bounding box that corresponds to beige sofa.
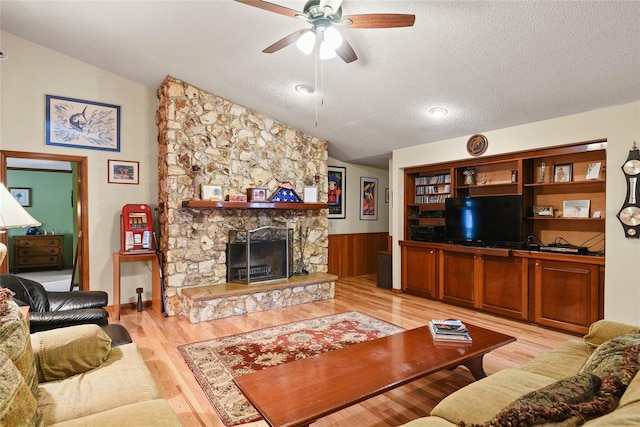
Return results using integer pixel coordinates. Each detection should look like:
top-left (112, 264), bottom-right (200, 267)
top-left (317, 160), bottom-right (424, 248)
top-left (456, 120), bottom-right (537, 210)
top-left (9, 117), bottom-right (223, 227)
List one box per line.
top-left (0, 300), bottom-right (181, 426)
top-left (401, 320), bottom-right (640, 427)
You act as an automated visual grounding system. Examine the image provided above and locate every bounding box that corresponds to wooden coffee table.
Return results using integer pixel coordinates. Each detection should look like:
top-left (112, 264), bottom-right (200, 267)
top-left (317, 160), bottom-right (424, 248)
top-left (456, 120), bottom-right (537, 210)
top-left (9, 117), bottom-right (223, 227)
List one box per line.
top-left (234, 322), bottom-right (515, 427)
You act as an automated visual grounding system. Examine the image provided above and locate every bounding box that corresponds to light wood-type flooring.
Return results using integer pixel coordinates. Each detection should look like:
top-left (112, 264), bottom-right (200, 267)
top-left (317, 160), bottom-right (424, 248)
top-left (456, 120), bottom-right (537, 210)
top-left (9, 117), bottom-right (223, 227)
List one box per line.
top-left (113, 275), bottom-right (577, 427)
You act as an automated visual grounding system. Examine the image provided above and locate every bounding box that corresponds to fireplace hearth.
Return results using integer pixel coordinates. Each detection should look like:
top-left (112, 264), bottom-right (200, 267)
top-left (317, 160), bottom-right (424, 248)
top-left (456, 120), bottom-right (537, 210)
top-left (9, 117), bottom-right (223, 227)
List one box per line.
top-left (227, 226), bottom-right (294, 285)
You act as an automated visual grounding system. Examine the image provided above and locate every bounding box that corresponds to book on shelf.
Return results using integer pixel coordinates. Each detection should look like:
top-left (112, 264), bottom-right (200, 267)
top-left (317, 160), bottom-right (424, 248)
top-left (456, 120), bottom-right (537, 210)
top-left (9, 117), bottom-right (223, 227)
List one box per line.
top-left (428, 320), bottom-right (473, 342)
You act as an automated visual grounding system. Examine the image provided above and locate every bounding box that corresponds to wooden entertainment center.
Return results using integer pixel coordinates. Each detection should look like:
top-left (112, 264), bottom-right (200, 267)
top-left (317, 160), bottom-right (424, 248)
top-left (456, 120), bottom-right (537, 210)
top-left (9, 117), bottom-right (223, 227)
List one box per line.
top-left (400, 139), bottom-right (606, 335)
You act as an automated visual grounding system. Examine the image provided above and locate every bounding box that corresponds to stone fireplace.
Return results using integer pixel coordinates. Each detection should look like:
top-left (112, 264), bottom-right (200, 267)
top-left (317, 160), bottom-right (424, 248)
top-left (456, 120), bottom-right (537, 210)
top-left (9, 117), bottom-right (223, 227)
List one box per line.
top-left (156, 76), bottom-right (330, 317)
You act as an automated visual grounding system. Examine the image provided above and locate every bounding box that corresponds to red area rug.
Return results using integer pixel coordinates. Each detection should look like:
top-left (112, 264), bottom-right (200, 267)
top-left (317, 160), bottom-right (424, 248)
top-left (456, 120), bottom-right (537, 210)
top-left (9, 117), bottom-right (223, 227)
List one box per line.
top-left (178, 311), bottom-right (404, 426)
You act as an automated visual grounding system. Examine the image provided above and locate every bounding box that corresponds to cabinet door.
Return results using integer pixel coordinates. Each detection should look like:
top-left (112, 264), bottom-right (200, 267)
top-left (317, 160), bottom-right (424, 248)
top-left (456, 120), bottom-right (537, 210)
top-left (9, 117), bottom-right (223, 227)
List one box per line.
top-left (401, 245), bottom-right (437, 299)
top-left (533, 259), bottom-right (601, 334)
top-left (441, 251), bottom-right (475, 307)
top-left (481, 256), bottom-right (528, 319)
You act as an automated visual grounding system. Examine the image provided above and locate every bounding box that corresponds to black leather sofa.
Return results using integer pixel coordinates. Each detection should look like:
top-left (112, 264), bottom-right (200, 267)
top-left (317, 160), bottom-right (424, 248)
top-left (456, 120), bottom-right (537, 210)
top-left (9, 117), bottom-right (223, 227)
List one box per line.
top-left (0, 274), bottom-right (109, 332)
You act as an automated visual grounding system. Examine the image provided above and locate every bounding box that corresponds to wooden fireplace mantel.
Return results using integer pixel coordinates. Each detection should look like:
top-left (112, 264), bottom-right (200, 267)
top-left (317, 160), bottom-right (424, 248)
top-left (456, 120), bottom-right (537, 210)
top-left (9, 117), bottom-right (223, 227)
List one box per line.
top-left (181, 200), bottom-right (328, 210)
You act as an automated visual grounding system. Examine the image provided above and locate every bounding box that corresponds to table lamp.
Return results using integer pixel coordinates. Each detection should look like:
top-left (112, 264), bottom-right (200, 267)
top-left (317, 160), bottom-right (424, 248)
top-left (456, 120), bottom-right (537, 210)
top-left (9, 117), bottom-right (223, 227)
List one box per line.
top-left (0, 183), bottom-right (41, 267)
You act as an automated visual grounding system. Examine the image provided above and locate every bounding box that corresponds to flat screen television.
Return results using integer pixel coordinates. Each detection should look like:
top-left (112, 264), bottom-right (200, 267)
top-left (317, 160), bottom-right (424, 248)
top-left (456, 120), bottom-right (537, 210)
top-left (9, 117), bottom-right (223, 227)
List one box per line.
top-left (445, 195), bottom-right (523, 247)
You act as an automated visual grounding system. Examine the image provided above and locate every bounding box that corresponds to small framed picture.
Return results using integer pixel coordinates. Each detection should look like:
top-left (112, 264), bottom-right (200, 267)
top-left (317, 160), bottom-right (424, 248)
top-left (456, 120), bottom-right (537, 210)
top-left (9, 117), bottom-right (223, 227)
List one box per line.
top-left (303, 186), bottom-right (318, 203)
top-left (563, 200), bottom-right (590, 218)
top-left (108, 160), bottom-right (139, 184)
top-left (9, 187), bottom-right (32, 207)
top-left (202, 185), bottom-right (223, 201)
top-left (533, 205), bottom-right (554, 216)
top-left (553, 164), bottom-right (572, 183)
top-left (246, 188), bottom-right (267, 202)
top-left (585, 162), bottom-right (601, 180)
top-left (360, 177), bottom-right (378, 220)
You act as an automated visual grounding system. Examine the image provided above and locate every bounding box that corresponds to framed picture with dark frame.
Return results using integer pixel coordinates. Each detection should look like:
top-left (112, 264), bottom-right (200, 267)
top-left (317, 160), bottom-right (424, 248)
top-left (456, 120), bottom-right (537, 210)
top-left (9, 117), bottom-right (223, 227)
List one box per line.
top-left (108, 160), bottom-right (139, 184)
top-left (533, 205), bottom-right (554, 217)
top-left (360, 177), bottom-right (378, 220)
top-left (553, 164), bottom-right (572, 183)
top-left (9, 187), bottom-right (32, 207)
top-left (328, 166), bottom-right (346, 219)
top-left (46, 95), bottom-right (121, 152)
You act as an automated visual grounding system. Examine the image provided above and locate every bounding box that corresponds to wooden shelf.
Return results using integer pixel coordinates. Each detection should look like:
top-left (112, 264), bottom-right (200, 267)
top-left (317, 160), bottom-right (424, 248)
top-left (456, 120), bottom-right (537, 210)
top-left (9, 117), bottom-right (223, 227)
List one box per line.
top-left (526, 216), bottom-right (605, 221)
top-left (182, 200), bottom-right (328, 210)
top-left (455, 182), bottom-right (517, 190)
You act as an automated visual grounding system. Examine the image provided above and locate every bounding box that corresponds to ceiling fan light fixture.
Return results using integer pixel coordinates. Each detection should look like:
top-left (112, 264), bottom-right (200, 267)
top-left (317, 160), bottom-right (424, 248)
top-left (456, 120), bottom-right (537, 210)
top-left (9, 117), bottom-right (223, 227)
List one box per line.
top-left (319, 40), bottom-right (336, 60)
top-left (429, 107), bottom-right (448, 118)
top-left (296, 30), bottom-right (316, 55)
top-left (323, 26), bottom-right (343, 50)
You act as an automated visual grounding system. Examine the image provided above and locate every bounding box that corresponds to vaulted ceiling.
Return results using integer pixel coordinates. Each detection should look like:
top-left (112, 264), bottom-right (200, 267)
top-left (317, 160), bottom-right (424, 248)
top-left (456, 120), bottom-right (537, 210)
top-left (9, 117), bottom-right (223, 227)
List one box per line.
top-left (2, 1), bottom-right (639, 167)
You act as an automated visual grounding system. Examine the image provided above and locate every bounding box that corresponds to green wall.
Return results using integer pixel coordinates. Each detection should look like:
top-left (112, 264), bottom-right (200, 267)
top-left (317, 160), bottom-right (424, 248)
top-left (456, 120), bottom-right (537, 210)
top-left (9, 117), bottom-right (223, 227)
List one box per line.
top-left (7, 169), bottom-right (75, 269)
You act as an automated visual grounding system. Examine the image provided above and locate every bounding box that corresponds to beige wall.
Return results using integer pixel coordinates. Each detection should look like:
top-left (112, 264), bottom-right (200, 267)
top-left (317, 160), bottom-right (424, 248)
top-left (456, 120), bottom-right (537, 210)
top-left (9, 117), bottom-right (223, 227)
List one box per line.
top-left (327, 157), bottom-right (390, 235)
top-left (392, 102), bottom-right (640, 325)
top-left (0, 32), bottom-right (158, 305)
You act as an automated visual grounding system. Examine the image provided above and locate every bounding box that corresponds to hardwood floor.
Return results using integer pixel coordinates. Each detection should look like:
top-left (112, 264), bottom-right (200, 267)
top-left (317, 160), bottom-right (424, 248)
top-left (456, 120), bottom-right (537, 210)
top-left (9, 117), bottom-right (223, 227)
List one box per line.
top-left (113, 275), bottom-right (577, 427)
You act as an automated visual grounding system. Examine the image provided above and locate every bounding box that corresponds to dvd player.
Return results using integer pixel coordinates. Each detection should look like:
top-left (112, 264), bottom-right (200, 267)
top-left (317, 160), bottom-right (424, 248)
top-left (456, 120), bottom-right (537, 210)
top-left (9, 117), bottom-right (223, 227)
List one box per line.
top-left (539, 245), bottom-right (589, 255)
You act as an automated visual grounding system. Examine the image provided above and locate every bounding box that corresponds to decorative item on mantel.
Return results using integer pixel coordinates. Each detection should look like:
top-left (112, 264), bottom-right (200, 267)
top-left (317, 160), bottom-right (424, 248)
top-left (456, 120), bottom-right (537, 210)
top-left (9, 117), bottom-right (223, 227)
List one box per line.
top-left (269, 183), bottom-right (303, 203)
top-left (227, 194), bottom-right (248, 202)
top-left (191, 165), bottom-right (201, 200)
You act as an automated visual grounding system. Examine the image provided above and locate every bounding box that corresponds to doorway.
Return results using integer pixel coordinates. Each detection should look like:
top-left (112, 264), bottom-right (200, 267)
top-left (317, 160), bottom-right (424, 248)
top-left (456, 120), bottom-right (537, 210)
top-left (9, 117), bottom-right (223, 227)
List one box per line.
top-left (0, 150), bottom-right (89, 290)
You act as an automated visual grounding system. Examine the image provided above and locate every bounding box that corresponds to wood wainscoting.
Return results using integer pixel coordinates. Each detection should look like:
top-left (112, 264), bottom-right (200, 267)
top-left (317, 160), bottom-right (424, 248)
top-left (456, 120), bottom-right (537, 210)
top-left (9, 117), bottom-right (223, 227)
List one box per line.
top-left (328, 232), bottom-right (389, 278)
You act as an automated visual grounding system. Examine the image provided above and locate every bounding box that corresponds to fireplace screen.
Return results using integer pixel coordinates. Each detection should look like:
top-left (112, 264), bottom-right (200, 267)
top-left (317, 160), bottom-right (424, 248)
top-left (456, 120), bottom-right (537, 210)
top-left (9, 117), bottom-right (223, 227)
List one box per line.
top-left (227, 226), bottom-right (293, 285)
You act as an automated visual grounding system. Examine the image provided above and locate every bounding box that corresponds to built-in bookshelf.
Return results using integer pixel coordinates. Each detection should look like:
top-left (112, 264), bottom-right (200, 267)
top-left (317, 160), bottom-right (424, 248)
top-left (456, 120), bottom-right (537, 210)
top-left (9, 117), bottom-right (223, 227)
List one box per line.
top-left (401, 138), bottom-right (607, 335)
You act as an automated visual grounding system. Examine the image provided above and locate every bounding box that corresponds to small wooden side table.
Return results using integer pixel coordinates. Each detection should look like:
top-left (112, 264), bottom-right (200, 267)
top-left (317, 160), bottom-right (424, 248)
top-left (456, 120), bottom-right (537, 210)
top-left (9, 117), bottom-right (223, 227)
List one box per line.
top-left (112, 251), bottom-right (161, 320)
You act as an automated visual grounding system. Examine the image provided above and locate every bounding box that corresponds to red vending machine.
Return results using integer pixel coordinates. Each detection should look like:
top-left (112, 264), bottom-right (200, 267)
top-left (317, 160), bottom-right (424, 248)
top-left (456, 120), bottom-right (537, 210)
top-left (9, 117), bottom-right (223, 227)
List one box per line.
top-left (120, 204), bottom-right (154, 254)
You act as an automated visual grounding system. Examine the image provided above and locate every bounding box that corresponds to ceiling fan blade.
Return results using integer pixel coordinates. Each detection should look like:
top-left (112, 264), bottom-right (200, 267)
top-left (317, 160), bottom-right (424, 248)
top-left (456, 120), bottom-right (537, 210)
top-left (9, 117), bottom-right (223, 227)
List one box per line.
top-left (234, 0), bottom-right (301, 18)
top-left (336, 38), bottom-right (358, 63)
top-left (263, 29), bottom-right (307, 54)
top-left (342, 13), bottom-right (416, 29)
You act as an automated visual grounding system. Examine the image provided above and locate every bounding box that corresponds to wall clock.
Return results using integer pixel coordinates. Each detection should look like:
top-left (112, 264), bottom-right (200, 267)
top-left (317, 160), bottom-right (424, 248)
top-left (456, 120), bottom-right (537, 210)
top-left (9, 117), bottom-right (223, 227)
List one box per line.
top-left (467, 134), bottom-right (488, 157)
top-left (617, 142), bottom-right (640, 238)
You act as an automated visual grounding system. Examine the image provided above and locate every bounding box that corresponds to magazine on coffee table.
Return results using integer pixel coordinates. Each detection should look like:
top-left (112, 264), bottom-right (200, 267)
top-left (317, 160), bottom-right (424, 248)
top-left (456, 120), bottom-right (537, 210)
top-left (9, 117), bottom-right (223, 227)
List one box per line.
top-left (428, 319), bottom-right (472, 342)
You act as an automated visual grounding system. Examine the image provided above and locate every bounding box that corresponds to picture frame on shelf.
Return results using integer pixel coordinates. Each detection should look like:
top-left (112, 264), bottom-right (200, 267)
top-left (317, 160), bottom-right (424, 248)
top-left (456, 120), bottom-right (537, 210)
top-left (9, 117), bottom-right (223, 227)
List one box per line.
top-left (553, 164), bottom-right (572, 182)
top-left (533, 205), bottom-right (554, 217)
top-left (9, 188), bottom-right (31, 207)
top-left (585, 162), bottom-right (602, 180)
top-left (360, 177), bottom-right (378, 220)
top-left (562, 200), bottom-right (590, 218)
top-left (107, 160), bottom-right (139, 184)
top-left (202, 185), bottom-right (223, 201)
top-left (46, 95), bottom-right (120, 152)
top-left (328, 166), bottom-right (346, 219)
top-left (246, 188), bottom-right (268, 202)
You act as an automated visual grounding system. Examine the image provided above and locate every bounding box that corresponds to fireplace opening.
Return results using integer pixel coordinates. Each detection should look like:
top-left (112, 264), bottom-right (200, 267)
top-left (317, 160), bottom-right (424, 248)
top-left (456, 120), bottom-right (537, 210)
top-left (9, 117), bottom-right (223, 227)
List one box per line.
top-left (227, 226), bottom-right (294, 285)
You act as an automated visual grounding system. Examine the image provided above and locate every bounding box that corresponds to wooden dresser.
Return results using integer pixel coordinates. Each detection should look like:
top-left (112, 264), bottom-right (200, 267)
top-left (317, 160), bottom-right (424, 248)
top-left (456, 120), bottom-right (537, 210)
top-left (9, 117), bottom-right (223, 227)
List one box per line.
top-left (12, 235), bottom-right (65, 272)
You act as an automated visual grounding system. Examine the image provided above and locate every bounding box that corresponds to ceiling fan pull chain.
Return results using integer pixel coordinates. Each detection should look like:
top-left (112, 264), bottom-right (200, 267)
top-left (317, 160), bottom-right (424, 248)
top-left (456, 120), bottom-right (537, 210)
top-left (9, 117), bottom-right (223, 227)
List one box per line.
top-left (315, 42), bottom-right (319, 128)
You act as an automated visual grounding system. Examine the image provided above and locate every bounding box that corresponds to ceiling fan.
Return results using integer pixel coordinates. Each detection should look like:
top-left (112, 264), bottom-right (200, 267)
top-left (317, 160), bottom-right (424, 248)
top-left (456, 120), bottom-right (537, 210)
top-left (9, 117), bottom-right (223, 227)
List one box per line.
top-left (235, 0), bottom-right (416, 63)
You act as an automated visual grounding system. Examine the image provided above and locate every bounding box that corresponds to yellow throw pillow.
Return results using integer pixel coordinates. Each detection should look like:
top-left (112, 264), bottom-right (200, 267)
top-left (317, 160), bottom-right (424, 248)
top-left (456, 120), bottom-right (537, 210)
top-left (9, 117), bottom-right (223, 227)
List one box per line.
top-left (31, 324), bottom-right (112, 382)
top-left (583, 320), bottom-right (640, 349)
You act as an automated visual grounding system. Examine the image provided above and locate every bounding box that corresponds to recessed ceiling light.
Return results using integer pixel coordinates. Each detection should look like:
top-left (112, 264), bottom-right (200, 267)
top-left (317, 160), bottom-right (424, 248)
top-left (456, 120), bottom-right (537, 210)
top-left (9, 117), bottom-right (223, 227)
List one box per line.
top-left (429, 107), bottom-right (448, 117)
top-left (295, 84), bottom-right (314, 95)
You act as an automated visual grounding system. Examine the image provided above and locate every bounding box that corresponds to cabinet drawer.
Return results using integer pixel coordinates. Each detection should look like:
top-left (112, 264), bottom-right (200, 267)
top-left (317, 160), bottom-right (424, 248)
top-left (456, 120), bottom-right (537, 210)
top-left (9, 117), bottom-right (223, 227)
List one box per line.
top-left (16, 255), bottom-right (61, 266)
top-left (16, 238), bottom-right (61, 248)
top-left (18, 247), bottom-right (60, 256)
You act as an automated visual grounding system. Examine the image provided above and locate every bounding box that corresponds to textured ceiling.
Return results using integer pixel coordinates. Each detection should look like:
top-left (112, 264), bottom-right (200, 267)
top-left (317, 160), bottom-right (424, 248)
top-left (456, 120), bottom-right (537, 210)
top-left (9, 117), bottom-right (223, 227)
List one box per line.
top-left (1, 1), bottom-right (639, 167)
